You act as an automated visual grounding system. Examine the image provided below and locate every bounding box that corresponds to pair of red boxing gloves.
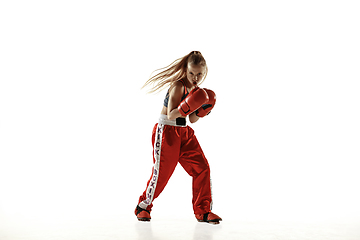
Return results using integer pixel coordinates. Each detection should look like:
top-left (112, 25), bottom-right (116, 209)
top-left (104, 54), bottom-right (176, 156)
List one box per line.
top-left (178, 87), bottom-right (216, 117)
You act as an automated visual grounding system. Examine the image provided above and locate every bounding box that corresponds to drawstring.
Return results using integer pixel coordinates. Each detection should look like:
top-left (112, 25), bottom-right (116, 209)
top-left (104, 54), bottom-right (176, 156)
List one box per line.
top-left (175, 128), bottom-right (181, 138)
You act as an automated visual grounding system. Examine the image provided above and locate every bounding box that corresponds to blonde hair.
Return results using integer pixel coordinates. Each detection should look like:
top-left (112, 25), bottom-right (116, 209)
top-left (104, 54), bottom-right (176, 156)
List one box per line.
top-left (142, 51), bottom-right (208, 93)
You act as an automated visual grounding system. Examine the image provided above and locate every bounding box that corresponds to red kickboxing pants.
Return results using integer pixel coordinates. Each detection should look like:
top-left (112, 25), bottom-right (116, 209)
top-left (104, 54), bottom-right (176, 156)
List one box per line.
top-left (137, 122), bottom-right (213, 215)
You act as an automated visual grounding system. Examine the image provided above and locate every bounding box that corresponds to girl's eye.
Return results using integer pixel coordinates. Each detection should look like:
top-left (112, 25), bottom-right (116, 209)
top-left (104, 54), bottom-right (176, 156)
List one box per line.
top-left (190, 72), bottom-right (194, 75)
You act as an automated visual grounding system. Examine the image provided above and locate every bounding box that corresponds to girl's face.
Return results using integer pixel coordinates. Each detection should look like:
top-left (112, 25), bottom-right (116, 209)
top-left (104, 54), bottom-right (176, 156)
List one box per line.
top-left (186, 63), bottom-right (206, 86)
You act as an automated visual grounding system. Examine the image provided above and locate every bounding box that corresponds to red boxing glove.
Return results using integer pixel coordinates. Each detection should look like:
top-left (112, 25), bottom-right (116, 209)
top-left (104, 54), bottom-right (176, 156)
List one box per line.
top-left (178, 87), bottom-right (209, 116)
top-left (196, 88), bottom-right (216, 117)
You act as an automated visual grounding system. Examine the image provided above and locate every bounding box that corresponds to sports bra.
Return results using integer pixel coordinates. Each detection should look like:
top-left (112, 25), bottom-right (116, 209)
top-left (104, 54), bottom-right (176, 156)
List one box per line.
top-left (163, 79), bottom-right (189, 107)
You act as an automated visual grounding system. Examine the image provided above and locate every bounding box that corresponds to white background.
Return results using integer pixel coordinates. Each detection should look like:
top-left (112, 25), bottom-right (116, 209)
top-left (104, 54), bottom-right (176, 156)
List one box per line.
top-left (1, 0), bottom-right (360, 239)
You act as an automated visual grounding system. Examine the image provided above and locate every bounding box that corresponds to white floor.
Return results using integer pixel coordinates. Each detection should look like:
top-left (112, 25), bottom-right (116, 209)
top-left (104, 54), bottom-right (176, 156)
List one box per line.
top-left (1, 213), bottom-right (360, 240)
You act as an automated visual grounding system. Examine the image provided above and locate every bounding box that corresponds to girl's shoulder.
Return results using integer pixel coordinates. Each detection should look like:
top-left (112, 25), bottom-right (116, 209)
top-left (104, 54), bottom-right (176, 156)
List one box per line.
top-left (175, 78), bottom-right (187, 86)
top-left (170, 79), bottom-right (186, 92)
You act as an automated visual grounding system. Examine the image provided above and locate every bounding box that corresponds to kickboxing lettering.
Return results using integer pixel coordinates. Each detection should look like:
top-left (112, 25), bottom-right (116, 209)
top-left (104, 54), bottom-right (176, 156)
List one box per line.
top-left (146, 166), bottom-right (158, 203)
top-left (154, 127), bottom-right (162, 155)
top-left (141, 124), bottom-right (163, 207)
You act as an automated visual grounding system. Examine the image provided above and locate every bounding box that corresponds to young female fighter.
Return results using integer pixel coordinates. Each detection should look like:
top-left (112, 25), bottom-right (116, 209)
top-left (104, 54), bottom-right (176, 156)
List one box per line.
top-left (135, 51), bottom-right (222, 224)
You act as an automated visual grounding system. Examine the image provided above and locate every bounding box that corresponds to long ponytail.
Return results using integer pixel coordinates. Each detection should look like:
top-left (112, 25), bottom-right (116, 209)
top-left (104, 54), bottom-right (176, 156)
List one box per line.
top-left (142, 51), bottom-right (208, 93)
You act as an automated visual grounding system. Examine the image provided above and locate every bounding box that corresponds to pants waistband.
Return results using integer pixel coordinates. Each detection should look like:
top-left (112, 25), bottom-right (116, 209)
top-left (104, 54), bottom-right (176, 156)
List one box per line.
top-left (158, 114), bottom-right (187, 127)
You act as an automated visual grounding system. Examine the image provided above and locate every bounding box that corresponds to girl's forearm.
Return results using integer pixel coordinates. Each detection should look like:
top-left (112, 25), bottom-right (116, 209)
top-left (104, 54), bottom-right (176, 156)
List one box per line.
top-left (168, 108), bottom-right (182, 120)
top-left (189, 112), bottom-right (199, 123)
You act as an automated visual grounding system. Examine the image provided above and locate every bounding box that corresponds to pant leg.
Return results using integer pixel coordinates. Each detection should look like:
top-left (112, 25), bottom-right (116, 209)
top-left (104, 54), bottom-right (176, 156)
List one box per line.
top-left (178, 126), bottom-right (212, 215)
top-left (138, 123), bottom-right (181, 211)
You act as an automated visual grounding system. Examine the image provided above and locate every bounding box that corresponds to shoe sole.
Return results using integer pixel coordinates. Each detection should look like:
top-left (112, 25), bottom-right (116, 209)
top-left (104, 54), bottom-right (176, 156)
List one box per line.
top-left (197, 219), bottom-right (221, 224)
